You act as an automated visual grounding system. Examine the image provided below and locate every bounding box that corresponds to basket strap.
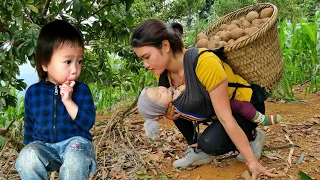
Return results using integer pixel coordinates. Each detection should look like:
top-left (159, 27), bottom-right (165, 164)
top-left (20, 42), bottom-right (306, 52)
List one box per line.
top-left (228, 83), bottom-right (252, 100)
top-left (196, 48), bottom-right (253, 100)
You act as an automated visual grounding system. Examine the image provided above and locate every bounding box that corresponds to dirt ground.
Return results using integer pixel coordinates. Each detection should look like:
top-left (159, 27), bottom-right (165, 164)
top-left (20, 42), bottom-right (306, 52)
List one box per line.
top-left (0, 85), bottom-right (319, 180)
top-left (157, 86), bottom-right (320, 180)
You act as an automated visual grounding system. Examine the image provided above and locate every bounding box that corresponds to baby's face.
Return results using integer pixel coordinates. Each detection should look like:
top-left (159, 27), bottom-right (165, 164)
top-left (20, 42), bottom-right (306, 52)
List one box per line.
top-left (146, 86), bottom-right (173, 107)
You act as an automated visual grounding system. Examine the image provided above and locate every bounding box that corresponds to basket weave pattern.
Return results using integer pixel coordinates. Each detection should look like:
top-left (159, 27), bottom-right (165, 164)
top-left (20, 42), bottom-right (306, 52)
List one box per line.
top-left (202, 3), bottom-right (283, 89)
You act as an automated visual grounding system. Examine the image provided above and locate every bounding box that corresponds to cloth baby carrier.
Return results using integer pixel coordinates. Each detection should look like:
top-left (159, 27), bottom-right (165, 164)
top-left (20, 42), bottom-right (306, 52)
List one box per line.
top-left (158, 47), bottom-right (269, 122)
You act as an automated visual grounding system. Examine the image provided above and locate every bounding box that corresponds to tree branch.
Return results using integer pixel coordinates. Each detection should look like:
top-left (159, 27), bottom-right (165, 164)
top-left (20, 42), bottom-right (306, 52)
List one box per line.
top-left (0, 119), bottom-right (24, 152)
top-left (43, 0), bottom-right (51, 17)
top-left (92, 3), bottom-right (115, 16)
top-left (90, 0), bottom-right (97, 8)
top-left (0, 22), bottom-right (4, 33)
top-left (0, 119), bottom-right (16, 136)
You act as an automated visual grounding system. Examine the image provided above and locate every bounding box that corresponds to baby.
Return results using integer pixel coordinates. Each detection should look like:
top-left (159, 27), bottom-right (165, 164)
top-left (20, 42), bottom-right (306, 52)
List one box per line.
top-left (138, 85), bottom-right (281, 140)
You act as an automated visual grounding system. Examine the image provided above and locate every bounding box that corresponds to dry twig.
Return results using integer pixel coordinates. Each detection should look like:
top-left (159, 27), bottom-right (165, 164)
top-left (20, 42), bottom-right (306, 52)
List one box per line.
top-left (284, 135), bottom-right (294, 173)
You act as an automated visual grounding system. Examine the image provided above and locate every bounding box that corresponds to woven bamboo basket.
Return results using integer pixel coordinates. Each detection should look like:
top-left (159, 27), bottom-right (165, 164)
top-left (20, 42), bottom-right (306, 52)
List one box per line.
top-left (202, 3), bottom-right (283, 89)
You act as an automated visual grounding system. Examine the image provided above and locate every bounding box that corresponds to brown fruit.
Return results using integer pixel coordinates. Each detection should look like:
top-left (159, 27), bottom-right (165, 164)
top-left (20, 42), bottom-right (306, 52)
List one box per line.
top-left (246, 11), bottom-right (259, 22)
top-left (226, 24), bottom-right (238, 31)
top-left (228, 39), bottom-right (235, 45)
top-left (216, 41), bottom-right (227, 48)
top-left (262, 18), bottom-right (269, 23)
top-left (251, 19), bottom-right (263, 27)
top-left (244, 27), bottom-right (259, 36)
top-left (260, 8), bottom-right (273, 18)
top-left (230, 28), bottom-right (245, 40)
top-left (210, 36), bottom-right (221, 41)
top-left (235, 35), bottom-right (249, 43)
top-left (219, 31), bottom-right (231, 42)
top-left (241, 20), bottom-right (251, 29)
top-left (219, 24), bottom-right (228, 31)
top-left (208, 40), bottom-right (218, 50)
top-left (215, 31), bottom-right (224, 36)
top-left (196, 38), bottom-right (209, 48)
top-left (231, 19), bottom-right (241, 26)
top-left (196, 33), bottom-right (208, 41)
top-left (239, 16), bottom-right (246, 22)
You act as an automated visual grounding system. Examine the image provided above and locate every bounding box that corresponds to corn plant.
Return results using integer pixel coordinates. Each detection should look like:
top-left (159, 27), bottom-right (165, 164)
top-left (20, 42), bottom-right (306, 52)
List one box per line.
top-left (272, 11), bottom-right (320, 99)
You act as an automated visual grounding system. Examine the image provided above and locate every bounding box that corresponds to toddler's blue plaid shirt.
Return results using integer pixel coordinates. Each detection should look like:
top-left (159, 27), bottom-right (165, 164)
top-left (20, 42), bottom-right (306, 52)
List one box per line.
top-left (23, 80), bottom-right (96, 144)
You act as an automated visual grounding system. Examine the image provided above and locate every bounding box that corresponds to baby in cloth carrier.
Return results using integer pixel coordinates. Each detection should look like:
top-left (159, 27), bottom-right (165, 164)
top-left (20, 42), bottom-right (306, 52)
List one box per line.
top-left (137, 85), bottom-right (281, 140)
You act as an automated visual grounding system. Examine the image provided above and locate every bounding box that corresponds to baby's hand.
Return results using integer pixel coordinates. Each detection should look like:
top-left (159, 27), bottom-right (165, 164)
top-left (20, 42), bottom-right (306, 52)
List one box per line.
top-left (60, 80), bottom-right (76, 104)
top-left (172, 89), bottom-right (181, 100)
top-left (176, 84), bottom-right (186, 91)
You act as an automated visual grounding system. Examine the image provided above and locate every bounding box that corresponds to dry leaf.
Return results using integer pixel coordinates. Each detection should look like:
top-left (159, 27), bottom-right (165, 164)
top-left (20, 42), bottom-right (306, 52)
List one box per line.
top-left (241, 170), bottom-right (251, 180)
top-left (195, 174), bottom-right (202, 180)
top-left (110, 169), bottom-right (128, 180)
top-left (148, 154), bottom-right (160, 162)
top-left (265, 154), bottom-right (280, 160)
top-left (157, 149), bottom-right (165, 160)
top-left (180, 173), bottom-right (191, 179)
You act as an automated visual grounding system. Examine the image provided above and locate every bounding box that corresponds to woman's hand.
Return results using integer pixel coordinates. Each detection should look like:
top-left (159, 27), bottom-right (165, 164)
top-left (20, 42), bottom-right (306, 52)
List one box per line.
top-left (247, 160), bottom-right (278, 179)
top-left (164, 103), bottom-right (181, 120)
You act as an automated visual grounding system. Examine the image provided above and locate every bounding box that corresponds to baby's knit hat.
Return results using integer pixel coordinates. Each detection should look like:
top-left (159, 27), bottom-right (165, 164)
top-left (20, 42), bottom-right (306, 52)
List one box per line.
top-left (137, 87), bottom-right (168, 119)
top-left (138, 87), bottom-right (168, 140)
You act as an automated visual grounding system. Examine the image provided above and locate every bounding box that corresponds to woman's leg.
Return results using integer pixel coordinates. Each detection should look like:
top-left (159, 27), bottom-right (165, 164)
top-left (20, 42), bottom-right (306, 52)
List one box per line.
top-left (15, 141), bottom-right (62, 179)
top-left (173, 117), bottom-right (197, 145)
top-left (172, 118), bottom-right (213, 168)
top-left (198, 114), bottom-right (257, 155)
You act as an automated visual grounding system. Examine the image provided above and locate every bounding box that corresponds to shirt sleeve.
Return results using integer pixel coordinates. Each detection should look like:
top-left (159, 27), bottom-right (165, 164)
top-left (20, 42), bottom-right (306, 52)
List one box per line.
top-left (72, 84), bottom-right (96, 132)
top-left (23, 89), bottom-right (34, 144)
top-left (195, 49), bottom-right (228, 92)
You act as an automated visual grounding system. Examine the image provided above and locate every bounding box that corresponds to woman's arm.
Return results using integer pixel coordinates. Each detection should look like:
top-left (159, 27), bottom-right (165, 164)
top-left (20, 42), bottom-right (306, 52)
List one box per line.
top-left (209, 80), bottom-right (277, 179)
top-left (209, 80), bottom-right (256, 163)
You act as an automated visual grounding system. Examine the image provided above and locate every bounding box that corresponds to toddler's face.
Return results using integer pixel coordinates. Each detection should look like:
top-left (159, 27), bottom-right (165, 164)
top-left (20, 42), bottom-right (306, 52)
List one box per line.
top-left (146, 86), bottom-right (173, 107)
top-left (42, 44), bottom-right (84, 84)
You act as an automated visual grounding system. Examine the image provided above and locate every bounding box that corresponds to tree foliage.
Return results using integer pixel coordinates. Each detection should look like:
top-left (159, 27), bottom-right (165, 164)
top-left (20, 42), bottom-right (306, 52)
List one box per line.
top-left (0, 0), bottom-right (135, 111)
top-left (1, 0), bottom-right (319, 112)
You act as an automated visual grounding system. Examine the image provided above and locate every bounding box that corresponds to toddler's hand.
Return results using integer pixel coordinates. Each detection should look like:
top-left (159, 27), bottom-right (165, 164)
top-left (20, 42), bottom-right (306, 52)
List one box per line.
top-left (60, 80), bottom-right (76, 103)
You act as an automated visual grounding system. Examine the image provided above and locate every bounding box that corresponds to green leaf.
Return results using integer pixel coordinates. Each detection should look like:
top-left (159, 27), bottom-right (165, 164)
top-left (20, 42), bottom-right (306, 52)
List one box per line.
top-left (27, 45), bottom-right (35, 56)
top-left (26, 4), bottom-right (39, 13)
top-left (125, 0), bottom-right (134, 11)
top-left (32, 39), bottom-right (36, 47)
top-left (0, 86), bottom-right (8, 93)
top-left (124, 15), bottom-right (133, 26)
top-left (13, 47), bottom-right (20, 58)
top-left (5, 95), bottom-right (17, 108)
top-left (12, 1), bottom-right (23, 17)
top-left (136, 171), bottom-right (151, 179)
top-left (64, 1), bottom-right (72, 10)
top-left (73, 0), bottom-right (81, 12)
top-left (298, 171), bottom-right (312, 180)
top-left (16, 15), bottom-right (24, 27)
